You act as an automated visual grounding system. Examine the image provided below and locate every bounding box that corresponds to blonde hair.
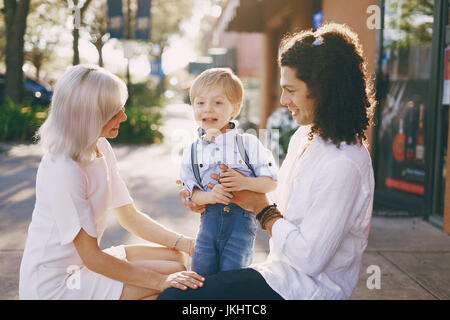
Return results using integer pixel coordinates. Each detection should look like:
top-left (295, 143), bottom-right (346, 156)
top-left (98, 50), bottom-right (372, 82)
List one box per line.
top-left (190, 68), bottom-right (244, 119)
top-left (36, 64), bottom-right (128, 166)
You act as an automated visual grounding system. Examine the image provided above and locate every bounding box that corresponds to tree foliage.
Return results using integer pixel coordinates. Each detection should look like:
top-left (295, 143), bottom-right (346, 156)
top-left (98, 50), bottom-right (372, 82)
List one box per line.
top-left (386, 0), bottom-right (433, 49)
top-left (150, 0), bottom-right (195, 53)
top-left (24, 0), bottom-right (67, 79)
top-left (84, 0), bottom-right (109, 66)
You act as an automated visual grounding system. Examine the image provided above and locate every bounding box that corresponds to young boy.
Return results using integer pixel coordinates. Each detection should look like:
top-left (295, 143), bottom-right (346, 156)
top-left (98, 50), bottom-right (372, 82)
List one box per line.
top-left (180, 68), bottom-right (278, 276)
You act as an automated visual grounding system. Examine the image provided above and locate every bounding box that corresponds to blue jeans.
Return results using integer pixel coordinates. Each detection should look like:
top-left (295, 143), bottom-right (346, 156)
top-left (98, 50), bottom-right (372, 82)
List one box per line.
top-left (158, 268), bottom-right (284, 300)
top-left (191, 203), bottom-right (257, 276)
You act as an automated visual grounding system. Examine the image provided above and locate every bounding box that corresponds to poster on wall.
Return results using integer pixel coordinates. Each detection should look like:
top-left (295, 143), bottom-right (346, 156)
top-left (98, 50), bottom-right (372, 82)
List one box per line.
top-left (443, 46), bottom-right (450, 105)
top-left (377, 80), bottom-right (428, 196)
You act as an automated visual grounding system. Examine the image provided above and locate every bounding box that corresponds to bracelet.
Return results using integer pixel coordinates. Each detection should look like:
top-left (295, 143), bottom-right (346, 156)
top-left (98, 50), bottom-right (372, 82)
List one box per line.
top-left (259, 206), bottom-right (283, 230)
top-left (260, 208), bottom-right (278, 227)
top-left (256, 204), bottom-right (277, 222)
top-left (172, 234), bottom-right (183, 250)
top-left (262, 211), bottom-right (283, 230)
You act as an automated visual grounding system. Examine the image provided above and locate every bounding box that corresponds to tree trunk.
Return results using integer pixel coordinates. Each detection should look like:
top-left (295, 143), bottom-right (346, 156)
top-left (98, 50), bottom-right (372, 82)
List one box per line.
top-left (71, 0), bottom-right (93, 66)
top-left (126, 59), bottom-right (132, 106)
top-left (155, 52), bottom-right (166, 97)
top-left (35, 64), bottom-right (41, 81)
top-left (4, 0), bottom-right (30, 103)
top-left (98, 47), bottom-right (103, 67)
top-left (72, 27), bottom-right (80, 65)
top-left (94, 41), bottom-right (104, 67)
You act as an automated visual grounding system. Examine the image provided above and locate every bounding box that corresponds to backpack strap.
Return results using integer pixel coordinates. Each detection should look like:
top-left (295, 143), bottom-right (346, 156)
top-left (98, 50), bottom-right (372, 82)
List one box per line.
top-left (190, 140), bottom-right (202, 187)
top-left (235, 134), bottom-right (257, 177)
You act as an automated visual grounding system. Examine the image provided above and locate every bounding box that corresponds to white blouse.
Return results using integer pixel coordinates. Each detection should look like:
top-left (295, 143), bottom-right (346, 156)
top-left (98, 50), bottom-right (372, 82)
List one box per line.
top-left (250, 125), bottom-right (375, 299)
top-left (19, 138), bottom-right (133, 299)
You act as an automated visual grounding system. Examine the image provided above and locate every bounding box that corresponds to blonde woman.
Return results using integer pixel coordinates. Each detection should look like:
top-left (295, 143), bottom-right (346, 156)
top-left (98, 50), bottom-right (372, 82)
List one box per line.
top-left (19, 65), bottom-right (204, 300)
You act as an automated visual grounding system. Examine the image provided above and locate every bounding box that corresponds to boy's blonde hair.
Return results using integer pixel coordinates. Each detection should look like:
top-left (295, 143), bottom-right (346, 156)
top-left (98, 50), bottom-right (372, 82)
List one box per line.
top-left (190, 68), bottom-right (244, 119)
top-left (36, 64), bottom-right (128, 166)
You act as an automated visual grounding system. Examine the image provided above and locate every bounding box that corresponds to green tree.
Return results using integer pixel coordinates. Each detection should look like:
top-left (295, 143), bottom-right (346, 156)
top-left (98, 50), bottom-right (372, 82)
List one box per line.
top-left (149, 0), bottom-right (195, 93)
top-left (115, 0), bottom-right (195, 94)
top-left (24, 0), bottom-right (67, 80)
top-left (0, 16), bottom-right (5, 67)
top-left (3, 0), bottom-right (31, 103)
top-left (68, 0), bottom-right (93, 65)
top-left (84, 0), bottom-right (109, 67)
top-left (387, 0), bottom-right (433, 49)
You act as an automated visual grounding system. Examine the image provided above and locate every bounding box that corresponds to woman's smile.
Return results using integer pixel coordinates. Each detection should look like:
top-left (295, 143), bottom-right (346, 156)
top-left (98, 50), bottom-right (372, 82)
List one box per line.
top-left (288, 106), bottom-right (300, 117)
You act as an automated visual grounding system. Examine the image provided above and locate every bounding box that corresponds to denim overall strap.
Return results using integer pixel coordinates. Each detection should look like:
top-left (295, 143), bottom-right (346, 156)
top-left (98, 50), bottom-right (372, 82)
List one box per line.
top-left (235, 134), bottom-right (256, 177)
top-left (191, 134), bottom-right (256, 188)
top-left (191, 140), bottom-right (202, 187)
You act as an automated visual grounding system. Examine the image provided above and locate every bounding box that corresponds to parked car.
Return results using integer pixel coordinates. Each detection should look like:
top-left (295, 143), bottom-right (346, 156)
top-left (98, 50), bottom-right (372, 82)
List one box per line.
top-left (0, 73), bottom-right (53, 106)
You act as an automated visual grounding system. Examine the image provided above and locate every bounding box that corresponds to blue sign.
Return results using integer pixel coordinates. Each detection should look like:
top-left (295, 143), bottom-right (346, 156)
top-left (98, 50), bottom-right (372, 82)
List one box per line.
top-left (107, 0), bottom-right (124, 39)
top-left (135, 0), bottom-right (151, 40)
top-left (313, 11), bottom-right (322, 29)
top-left (150, 60), bottom-right (163, 78)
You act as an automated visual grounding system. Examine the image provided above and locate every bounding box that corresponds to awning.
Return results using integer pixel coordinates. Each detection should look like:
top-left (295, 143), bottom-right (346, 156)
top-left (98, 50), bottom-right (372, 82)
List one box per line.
top-left (213, 0), bottom-right (264, 43)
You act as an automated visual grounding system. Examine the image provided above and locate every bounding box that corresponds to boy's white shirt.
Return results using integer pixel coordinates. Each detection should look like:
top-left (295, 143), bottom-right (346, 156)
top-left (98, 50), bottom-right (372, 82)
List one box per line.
top-left (180, 127), bottom-right (278, 201)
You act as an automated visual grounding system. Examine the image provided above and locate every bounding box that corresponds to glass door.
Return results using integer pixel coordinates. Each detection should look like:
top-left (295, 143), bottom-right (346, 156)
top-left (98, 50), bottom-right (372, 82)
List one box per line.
top-left (430, 0), bottom-right (450, 226)
top-left (375, 0), bottom-right (435, 210)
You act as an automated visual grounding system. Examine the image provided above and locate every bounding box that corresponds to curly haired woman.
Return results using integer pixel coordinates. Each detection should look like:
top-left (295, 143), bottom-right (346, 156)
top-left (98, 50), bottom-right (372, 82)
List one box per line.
top-left (160, 23), bottom-right (376, 300)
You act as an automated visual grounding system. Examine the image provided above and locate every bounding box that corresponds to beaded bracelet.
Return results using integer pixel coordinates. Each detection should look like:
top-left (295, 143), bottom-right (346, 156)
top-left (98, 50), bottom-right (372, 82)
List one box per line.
top-left (256, 204), bottom-right (277, 222)
top-left (257, 206), bottom-right (283, 230)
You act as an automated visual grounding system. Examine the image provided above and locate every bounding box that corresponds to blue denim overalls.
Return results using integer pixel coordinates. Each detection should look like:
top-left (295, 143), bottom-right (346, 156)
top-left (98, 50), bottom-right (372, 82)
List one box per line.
top-left (190, 134), bottom-right (258, 276)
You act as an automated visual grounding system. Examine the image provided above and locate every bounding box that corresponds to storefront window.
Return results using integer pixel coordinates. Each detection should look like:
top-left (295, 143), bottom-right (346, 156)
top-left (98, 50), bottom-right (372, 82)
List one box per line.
top-left (376, 0), bottom-right (434, 198)
top-left (437, 2), bottom-right (450, 218)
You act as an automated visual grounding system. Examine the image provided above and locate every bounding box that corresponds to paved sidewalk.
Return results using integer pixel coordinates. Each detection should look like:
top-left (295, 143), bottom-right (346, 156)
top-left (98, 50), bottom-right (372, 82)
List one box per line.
top-left (0, 104), bottom-right (449, 300)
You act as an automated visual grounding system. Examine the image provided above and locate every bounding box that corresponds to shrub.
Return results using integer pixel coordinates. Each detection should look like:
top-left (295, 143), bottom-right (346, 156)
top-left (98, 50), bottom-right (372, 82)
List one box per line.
top-left (0, 80), bottom-right (165, 145)
top-left (128, 80), bottom-right (166, 109)
top-left (114, 105), bottom-right (163, 144)
top-left (0, 98), bottom-right (48, 143)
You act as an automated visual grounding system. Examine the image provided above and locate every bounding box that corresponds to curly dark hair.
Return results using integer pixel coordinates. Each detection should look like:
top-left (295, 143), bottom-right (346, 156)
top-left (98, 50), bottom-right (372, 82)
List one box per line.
top-left (279, 23), bottom-right (376, 147)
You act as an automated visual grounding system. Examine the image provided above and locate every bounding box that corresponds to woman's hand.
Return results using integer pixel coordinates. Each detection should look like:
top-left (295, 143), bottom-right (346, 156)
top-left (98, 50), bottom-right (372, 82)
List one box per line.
top-left (228, 189), bottom-right (270, 214)
top-left (159, 271), bottom-right (205, 291)
top-left (177, 235), bottom-right (195, 257)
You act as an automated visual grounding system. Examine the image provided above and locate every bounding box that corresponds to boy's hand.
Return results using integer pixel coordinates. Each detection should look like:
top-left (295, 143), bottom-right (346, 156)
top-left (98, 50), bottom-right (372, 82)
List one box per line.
top-left (179, 189), bottom-right (206, 213)
top-left (218, 167), bottom-right (249, 191)
top-left (209, 183), bottom-right (233, 205)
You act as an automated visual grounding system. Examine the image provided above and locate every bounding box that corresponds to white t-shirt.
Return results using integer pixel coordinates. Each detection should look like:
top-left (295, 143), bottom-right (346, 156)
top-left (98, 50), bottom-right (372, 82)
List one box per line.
top-left (250, 125), bottom-right (375, 299)
top-left (19, 138), bottom-right (133, 300)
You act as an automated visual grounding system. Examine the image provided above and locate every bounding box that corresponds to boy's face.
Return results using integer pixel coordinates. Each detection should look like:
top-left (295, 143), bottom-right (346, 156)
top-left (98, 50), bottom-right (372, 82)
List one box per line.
top-left (192, 86), bottom-right (236, 132)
